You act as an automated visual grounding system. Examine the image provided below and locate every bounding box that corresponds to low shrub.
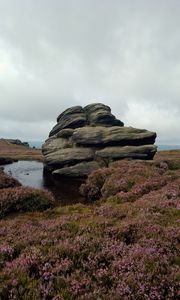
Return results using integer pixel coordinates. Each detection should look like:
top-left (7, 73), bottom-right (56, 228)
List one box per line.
top-left (0, 188), bottom-right (179, 299)
top-left (0, 169), bottom-right (21, 189)
top-left (80, 167), bottom-right (112, 200)
top-left (165, 159), bottom-right (180, 170)
top-left (0, 151), bottom-right (179, 299)
top-left (80, 160), bottom-right (172, 203)
top-left (0, 187), bottom-right (55, 218)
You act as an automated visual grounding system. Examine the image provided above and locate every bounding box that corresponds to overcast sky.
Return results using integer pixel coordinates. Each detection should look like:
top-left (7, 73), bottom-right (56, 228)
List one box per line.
top-left (0, 0), bottom-right (179, 144)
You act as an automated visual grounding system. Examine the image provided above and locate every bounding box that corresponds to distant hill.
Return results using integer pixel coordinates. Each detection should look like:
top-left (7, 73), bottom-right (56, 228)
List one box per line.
top-left (157, 144), bottom-right (180, 150)
top-left (0, 139), bottom-right (43, 161)
top-left (5, 139), bottom-right (30, 147)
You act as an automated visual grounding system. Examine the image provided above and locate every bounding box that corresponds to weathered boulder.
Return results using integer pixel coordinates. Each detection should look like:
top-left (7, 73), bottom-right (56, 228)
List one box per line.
top-left (49, 113), bottom-right (86, 137)
top-left (44, 148), bottom-right (94, 167)
top-left (42, 137), bottom-right (72, 155)
top-left (72, 126), bottom-right (156, 146)
top-left (96, 145), bottom-right (157, 160)
top-left (43, 103), bottom-right (157, 178)
top-left (84, 103), bottom-right (123, 126)
top-left (49, 103), bottom-right (123, 137)
top-left (57, 106), bottom-right (83, 122)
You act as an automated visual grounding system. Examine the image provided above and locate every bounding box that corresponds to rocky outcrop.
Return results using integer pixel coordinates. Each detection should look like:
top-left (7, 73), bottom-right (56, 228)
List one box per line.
top-left (42, 103), bottom-right (157, 177)
top-left (5, 139), bottom-right (29, 147)
top-left (49, 103), bottom-right (122, 137)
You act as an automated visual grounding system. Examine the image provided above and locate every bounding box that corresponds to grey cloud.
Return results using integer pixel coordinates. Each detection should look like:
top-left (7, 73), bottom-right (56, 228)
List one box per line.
top-left (0, 0), bottom-right (180, 143)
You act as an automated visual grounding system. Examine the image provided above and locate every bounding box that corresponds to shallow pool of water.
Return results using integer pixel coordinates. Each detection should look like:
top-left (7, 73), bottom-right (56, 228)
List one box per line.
top-left (3, 160), bottom-right (85, 205)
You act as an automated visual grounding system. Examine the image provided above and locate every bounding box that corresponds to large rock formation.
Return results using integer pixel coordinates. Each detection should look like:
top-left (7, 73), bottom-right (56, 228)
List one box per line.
top-left (42, 103), bottom-right (157, 177)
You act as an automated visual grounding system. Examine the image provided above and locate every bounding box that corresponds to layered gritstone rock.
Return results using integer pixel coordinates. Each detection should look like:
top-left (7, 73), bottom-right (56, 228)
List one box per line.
top-left (72, 126), bottom-right (156, 146)
top-left (42, 103), bottom-right (157, 178)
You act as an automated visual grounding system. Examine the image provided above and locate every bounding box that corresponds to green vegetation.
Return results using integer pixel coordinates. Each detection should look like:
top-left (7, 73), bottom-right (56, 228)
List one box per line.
top-left (0, 150), bottom-right (179, 299)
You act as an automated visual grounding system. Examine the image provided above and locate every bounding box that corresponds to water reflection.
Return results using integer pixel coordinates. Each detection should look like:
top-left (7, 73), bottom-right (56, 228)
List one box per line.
top-left (3, 160), bottom-right (85, 205)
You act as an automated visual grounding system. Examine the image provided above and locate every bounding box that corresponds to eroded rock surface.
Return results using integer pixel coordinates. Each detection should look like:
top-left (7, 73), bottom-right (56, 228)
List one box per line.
top-left (44, 148), bottom-right (94, 167)
top-left (72, 126), bottom-right (156, 146)
top-left (43, 103), bottom-right (157, 177)
top-left (53, 161), bottom-right (102, 178)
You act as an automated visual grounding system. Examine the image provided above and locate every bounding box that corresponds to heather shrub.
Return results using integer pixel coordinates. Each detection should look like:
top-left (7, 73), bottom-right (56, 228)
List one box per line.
top-left (165, 159), bottom-right (180, 170)
top-left (80, 167), bottom-right (112, 200)
top-left (0, 151), bottom-right (179, 299)
top-left (0, 187), bottom-right (55, 218)
top-left (0, 169), bottom-right (21, 189)
top-left (80, 160), bottom-right (172, 203)
top-left (0, 196), bottom-right (179, 299)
